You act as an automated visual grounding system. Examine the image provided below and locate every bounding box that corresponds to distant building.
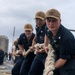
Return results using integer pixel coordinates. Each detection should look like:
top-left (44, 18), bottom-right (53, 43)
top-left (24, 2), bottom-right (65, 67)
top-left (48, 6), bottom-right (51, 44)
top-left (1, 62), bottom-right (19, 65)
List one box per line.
top-left (0, 35), bottom-right (9, 52)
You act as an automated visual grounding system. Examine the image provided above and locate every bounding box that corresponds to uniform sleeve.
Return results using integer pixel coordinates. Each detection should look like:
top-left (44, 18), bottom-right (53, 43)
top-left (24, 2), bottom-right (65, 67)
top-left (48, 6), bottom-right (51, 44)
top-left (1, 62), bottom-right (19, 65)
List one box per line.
top-left (60, 38), bottom-right (73, 59)
top-left (18, 34), bottom-right (23, 45)
top-left (45, 26), bottom-right (52, 40)
top-left (45, 26), bottom-right (49, 36)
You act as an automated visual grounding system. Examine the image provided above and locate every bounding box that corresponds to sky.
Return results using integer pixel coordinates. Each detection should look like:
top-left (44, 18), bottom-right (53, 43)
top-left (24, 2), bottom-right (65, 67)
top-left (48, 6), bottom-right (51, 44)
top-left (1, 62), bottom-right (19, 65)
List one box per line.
top-left (0, 0), bottom-right (75, 52)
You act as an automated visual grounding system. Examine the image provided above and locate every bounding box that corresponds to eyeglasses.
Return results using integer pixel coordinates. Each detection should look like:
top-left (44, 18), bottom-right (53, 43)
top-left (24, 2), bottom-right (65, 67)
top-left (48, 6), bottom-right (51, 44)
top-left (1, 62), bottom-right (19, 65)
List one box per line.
top-left (46, 19), bottom-right (58, 23)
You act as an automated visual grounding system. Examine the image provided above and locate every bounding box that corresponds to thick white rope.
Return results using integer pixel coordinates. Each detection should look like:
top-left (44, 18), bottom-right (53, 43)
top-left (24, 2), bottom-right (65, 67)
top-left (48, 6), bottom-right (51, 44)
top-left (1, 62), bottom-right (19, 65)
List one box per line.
top-left (43, 44), bottom-right (55, 75)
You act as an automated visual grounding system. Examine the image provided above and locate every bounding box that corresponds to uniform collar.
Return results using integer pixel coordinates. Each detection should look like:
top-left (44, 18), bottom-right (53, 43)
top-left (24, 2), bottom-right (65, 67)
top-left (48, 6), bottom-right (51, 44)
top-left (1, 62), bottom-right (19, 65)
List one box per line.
top-left (53, 25), bottom-right (63, 41)
top-left (35, 24), bottom-right (46, 30)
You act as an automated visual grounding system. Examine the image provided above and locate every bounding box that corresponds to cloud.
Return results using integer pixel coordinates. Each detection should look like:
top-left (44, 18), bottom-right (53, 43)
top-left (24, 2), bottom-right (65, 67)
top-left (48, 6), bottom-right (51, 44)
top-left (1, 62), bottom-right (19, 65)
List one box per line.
top-left (0, 0), bottom-right (75, 52)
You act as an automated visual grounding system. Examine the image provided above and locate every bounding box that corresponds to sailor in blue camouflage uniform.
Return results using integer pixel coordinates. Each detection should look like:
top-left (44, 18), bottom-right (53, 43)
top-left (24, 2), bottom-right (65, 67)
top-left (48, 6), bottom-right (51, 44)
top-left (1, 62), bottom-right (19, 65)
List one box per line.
top-left (44, 8), bottom-right (75, 75)
top-left (28, 11), bottom-right (47, 75)
top-left (12, 24), bottom-right (35, 75)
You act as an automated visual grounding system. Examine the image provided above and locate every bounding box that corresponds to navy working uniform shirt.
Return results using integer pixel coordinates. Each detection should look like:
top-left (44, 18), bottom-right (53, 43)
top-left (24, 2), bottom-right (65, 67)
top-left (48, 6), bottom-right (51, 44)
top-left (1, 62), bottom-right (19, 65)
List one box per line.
top-left (35, 24), bottom-right (47, 58)
top-left (18, 33), bottom-right (35, 51)
top-left (36, 24), bottom-right (46, 44)
top-left (35, 24), bottom-right (47, 60)
top-left (46, 25), bottom-right (75, 75)
top-left (18, 33), bottom-right (35, 58)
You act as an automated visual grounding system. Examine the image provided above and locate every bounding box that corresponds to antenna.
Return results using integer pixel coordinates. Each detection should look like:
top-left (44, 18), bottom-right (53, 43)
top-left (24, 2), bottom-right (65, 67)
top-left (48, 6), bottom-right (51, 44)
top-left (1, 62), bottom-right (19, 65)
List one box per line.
top-left (11, 26), bottom-right (15, 50)
top-left (69, 29), bottom-right (75, 32)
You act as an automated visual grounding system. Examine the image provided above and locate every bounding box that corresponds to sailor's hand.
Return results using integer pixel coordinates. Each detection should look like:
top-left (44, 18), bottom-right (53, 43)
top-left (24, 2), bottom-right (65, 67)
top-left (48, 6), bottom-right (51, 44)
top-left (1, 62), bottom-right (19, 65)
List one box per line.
top-left (15, 54), bottom-right (20, 57)
top-left (36, 49), bottom-right (44, 53)
top-left (22, 50), bottom-right (26, 56)
top-left (44, 46), bottom-right (49, 53)
top-left (29, 46), bottom-right (34, 52)
top-left (16, 50), bottom-right (21, 54)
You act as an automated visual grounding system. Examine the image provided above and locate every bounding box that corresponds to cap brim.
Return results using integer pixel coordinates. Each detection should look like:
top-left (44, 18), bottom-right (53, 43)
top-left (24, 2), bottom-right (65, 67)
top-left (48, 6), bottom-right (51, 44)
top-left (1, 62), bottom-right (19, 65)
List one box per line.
top-left (24, 29), bottom-right (32, 30)
top-left (46, 15), bottom-right (59, 19)
top-left (35, 16), bottom-right (44, 20)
